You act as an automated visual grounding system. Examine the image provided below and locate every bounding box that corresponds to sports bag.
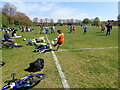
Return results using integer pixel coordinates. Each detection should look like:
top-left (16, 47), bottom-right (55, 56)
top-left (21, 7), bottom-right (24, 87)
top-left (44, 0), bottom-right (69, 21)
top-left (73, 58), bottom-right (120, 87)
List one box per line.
top-left (25, 58), bottom-right (44, 72)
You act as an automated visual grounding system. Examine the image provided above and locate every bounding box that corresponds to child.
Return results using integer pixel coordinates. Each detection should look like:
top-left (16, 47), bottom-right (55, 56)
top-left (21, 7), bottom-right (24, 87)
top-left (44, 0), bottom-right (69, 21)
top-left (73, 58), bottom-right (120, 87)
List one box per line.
top-left (51, 26), bottom-right (55, 34)
top-left (69, 25), bottom-right (73, 33)
top-left (73, 26), bottom-right (76, 33)
top-left (12, 29), bottom-right (23, 38)
top-left (40, 24), bottom-right (44, 34)
top-left (83, 25), bottom-right (88, 35)
top-left (45, 26), bottom-right (49, 34)
top-left (52, 30), bottom-right (64, 51)
top-left (101, 25), bottom-right (105, 33)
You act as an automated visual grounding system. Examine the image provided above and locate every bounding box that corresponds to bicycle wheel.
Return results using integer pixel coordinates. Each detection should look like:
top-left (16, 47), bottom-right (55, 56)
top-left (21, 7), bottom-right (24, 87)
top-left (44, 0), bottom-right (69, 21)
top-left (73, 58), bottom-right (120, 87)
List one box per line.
top-left (2, 82), bottom-right (16, 90)
top-left (20, 74), bottom-right (45, 89)
top-left (2, 85), bottom-right (11, 90)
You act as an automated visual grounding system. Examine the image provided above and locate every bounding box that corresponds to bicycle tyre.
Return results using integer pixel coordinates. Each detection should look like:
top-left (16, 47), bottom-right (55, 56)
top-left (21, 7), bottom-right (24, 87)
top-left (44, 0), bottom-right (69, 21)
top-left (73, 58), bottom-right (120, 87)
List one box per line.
top-left (27, 74), bottom-right (45, 88)
top-left (19, 74), bottom-right (45, 89)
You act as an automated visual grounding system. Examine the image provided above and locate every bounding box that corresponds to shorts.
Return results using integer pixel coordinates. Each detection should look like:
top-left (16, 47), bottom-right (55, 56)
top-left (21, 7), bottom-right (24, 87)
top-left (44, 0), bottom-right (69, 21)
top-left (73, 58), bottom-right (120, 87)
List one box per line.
top-left (57, 42), bottom-right (63, 45)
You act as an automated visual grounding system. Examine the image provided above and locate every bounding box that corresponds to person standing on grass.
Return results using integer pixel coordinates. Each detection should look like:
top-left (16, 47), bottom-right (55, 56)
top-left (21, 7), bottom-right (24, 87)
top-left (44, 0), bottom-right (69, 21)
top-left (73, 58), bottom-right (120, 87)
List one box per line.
top-left (83, 25), bottom-right (88, 35)
top-left (101, 25), bottom-right (105, 33)
top-left (69, 25), bottom-right (73, 33)
top-left (105, 22), bottom-right (112, 36)
top-left (45, 25), bottom-right (49, 34)
top-left (73, 26), bottom-right (76, 33)
top-left (52, 30), bottom-right (64, 51)
top-left (40, 24), bottom-right (44, 34)
top-left (51, 26), bottom-right (55, 34)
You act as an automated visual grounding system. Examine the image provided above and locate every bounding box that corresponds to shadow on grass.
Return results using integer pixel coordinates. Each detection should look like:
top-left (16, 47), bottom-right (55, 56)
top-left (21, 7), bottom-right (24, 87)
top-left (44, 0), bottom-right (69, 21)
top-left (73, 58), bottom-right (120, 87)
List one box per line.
top-left (33, 49), bottom-right (55, 53)
top-left (96, 32), bottom-right (102, 33)
top-left (98, 35), bottom-right (106, 36)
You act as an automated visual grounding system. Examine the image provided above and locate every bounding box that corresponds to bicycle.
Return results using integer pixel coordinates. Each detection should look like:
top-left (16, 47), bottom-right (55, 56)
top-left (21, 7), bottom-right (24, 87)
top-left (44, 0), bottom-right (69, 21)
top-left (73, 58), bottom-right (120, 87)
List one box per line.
top-left (1, 73), bottom-right (45, 90)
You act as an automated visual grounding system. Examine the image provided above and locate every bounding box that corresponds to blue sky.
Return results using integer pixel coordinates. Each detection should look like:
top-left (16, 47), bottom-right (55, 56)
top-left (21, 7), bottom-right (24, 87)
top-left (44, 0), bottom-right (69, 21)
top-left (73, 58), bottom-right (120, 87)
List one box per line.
top-left (1, 0), bottom-right (119, 22)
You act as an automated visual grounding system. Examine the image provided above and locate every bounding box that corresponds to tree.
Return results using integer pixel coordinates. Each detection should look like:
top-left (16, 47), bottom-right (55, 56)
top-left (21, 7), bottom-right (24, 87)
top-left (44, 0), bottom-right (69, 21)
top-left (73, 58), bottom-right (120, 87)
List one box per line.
top-left (93, 17), bottom-right (101, 26)
top-left (63, 19), bottom-right (66, 24)
top-left (14, 18), bottom-right (20, 25)
top-left (82, 18), bottom-right (91, 24)
top-left (117, 14), bottom-right (120, 21)
top-left (57, 19), bottom-right (62, 24)
top-left (101, 21), bottom-right (107, 25)
top-left (50, 19), bottom-right (54, 25)
top-left (2, 3), bottom-right (17, 24)
top-left (0, 13), bottom-right (2, 27)
top-left (1, 3), bottom-right (33, 26)
top-left (69, 19), bottom-right (74, 24)
top-left (2, 3), bottom-right (11, 16)
top-left (2, 14), bottom-right (9, 27)
top-left (33, 17), bottom-right (38, 23)
top-left (66, 19), bottom-right (70, 24)
top-left (90, 19), bottom-right (94, 25)
top-left (15, 12), bottom-right (32, 25)
top-left (75, 19), bottom-right (82, 25)
top-left (45, 18), bottom-right (49, 23)
top-left (39, 19), bottom-right (44, 24)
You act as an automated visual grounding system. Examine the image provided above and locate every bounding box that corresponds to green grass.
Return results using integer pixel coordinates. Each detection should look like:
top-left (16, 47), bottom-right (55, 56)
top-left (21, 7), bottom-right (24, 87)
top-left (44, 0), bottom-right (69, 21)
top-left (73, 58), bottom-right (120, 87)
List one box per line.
top-left (56, 49), bottom-right (118, 88)
top-left (1, 26), bottom-right (118, 88)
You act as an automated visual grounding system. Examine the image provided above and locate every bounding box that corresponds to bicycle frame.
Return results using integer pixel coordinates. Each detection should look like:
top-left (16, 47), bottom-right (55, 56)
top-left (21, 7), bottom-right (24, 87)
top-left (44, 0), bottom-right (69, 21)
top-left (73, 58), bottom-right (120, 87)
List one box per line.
top-left (2, 74), bottom-right (45, 90)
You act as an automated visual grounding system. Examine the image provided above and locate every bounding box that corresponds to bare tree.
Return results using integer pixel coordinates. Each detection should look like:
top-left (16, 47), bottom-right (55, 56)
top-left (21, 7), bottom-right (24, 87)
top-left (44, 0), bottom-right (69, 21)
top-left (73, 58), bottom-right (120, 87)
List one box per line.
top-left (45, 18), bottom-right (49, 23)
top-left (66, 19), bottom-right (70, 24)
top-left (70, 19), bottom-right (74, 24)
top-left (63, 19), bottom-right (66, 24)
top-left (2, 3), bottom-right (17, 24)
top-left (50, 18), bottom-right (54, 25)
top-left (57, 19), bottom-right (62, 24)
top-left (33, 17), bottom-right (38, 23)
top-left (40, 18), bottom-right (44, 24)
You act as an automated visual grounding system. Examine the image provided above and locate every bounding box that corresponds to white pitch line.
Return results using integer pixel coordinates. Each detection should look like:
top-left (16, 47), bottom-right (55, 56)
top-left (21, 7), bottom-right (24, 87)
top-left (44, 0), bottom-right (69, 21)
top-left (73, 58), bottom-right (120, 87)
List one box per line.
top-left (60, 47), bottom-right (118, 51)
top-left (45, 35), bottom-right (70, 89)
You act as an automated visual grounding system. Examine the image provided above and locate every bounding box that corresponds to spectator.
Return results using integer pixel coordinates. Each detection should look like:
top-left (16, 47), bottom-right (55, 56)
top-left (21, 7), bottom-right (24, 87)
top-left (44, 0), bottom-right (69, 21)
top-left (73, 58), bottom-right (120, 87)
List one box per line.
top-left (4, 30), bottom-right (15, 41)
top-left (105, 22), bottom-right (112, 36)
top-left (12, 29), bottom-right (23, 38)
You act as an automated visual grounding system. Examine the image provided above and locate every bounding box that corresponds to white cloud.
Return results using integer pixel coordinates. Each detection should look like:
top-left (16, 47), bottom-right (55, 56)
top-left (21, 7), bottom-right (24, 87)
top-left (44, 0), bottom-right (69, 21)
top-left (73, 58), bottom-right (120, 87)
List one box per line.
top-left (39, 3), bottom-right (56, 12)
top-left (6, 2), bottom-right (90, 22)
top-left (10, 2), bottom-right (55, 14)
top-left (98, 16), bottom-right (117, 21)
top-left (49, 5), bottom-right (89, 21)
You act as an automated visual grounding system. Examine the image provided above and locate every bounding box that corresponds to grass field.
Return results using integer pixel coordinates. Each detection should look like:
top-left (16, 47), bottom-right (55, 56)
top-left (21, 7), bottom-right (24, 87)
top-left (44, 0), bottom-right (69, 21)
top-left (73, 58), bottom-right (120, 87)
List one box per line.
top-left (0, 26), bottom-right (118, 89)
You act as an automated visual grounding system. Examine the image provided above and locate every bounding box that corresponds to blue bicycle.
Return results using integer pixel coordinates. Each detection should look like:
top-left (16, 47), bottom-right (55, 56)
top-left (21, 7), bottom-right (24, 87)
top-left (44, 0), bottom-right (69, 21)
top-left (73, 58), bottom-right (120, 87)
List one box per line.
top-left (2, 73), bottom-right (45, 90)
